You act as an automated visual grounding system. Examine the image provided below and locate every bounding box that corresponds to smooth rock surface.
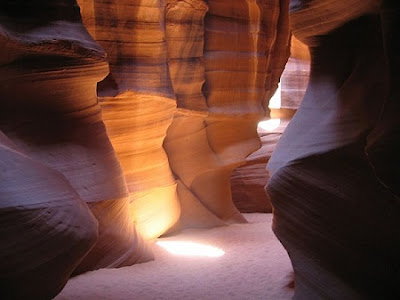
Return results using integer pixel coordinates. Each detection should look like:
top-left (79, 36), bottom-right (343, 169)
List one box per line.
top-left (232, 119), bottom-right (289, 213)
top-left (0, 3), bottom-right (154, 297)
top-left (79, 0), bottom-right (291, 233)
top-left (165, 0), bottom-right (291, 228)
top-left (78, 0), bottom-right (181, 239)
top-left (231, 35), bottom-right (310, 213)
top-left (0, 132), bottom-right (98, 299)
top-left (280, 36), bottom-right (310, 111)
top-left (267, 1), bottom-right (400, 298)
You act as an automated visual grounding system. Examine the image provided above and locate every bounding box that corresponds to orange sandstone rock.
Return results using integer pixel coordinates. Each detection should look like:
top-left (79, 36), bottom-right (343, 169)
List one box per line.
top-left (79, 0), bottom-right (291, 232)
top-left (78, 0), bottom-right (181, 238)
top-left (0, 1), bottom-right (153, 293)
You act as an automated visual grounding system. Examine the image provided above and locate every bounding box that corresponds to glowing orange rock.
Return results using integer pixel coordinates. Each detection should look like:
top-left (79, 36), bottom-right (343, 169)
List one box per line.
top-left (0, 2), bottom-right (153, 296)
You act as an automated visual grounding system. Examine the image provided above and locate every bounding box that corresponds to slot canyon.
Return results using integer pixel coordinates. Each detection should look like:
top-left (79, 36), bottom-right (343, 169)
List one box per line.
top-left (1, 0), bottom-right (399, 299)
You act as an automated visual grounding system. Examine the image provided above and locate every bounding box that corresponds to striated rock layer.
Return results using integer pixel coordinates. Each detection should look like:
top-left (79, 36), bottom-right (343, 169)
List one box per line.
top-left (78, 0), bottom-right (181, 239)
top-left (1, 0), bottom-right (290, 297)
top-left (164, 0), bottom-right (291, 228)
top-left (79, 0), bottom-right (291, 233)
top-left (231, 120), bottom-right (289, 213)
top-left (0, 1), bottom-right (153, 297)
top-left (231, 36), bottom-right (310, 213)
top-left (164, 0), bottom-right (228, 229)
top-left (0, 132), bottom-right (98, 299)
top-left (279, 36), bottom-right (309, 114)
top-left (267, 0), bottom-right (400, 298)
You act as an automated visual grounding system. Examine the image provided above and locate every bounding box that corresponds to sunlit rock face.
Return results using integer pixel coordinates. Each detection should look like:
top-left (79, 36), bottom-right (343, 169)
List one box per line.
top-left (232, 35), bottom-right (309, 214)
top-left (164, 0), bottom-right (228, 229)
top-left (166, 0), bottom-right (291, 227)
top-left (279, 36), bottom-right (309, 115)
top-left (0, 1), bottom-right (153, 296)
top-left (78, 0), bottom-right (181, 239)
top-left (1, 0), bottom-right (290, 297)
top-left (230, 128), bottom-right (275, 214)
top-left (79, 0), bottom-right (291, 232)
top-left (231, 119), bottom-right (287, 214)
top-left (267, 0), bottom-right (400, 298)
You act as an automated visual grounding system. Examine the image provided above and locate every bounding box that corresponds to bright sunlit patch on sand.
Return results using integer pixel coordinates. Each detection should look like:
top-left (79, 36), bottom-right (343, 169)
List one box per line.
top-left (156, 241), bottom-right (225, 257)
top-left (258, 118), bottom-right (281, 131)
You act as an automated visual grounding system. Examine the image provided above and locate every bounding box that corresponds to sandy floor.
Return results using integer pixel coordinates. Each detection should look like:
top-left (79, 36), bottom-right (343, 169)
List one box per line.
top-left (55, 213), bottom-right (294, 300)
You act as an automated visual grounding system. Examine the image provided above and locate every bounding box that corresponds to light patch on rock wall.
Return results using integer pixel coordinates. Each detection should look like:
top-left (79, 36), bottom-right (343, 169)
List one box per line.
top-left (78, 0), bottom-right (181, 239)
top-left (78, 0), bottom-right (290, 235)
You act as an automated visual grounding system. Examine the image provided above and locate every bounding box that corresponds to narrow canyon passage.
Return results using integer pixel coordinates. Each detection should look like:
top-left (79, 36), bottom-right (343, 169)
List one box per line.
top-left (2, 0), bottom-right (399, 299)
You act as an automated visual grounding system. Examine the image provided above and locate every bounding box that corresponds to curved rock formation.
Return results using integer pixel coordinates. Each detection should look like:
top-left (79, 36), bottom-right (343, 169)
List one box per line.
top-left (0, 132), bottom-right (98, 299)
top-left (78, 0), bottom-right (181, 239)
top-left (230, 132), bottom-right (274, 214)
top-left (164, 0), bottom-right (291, 227)
top-left (367, 0), bottom-right (400, 196)
top-left (164, 0), bottom-right (229, 229)
top-left (267, 0), bottom-right (400, 298)
top-left (0, 1), bottom-right (153, 295)
top-left (78, 0), bottom-right (291, 232)
top-left (166, 0), bottom-right (208, 111)
top-left (289, 0), bottom-right (381, 46)
top-left (231, 120), bottom-right (288, 214)
top-left (279, 36), bottom-right (310, 115)
top-left (231, 36), bottom-right (310, 214)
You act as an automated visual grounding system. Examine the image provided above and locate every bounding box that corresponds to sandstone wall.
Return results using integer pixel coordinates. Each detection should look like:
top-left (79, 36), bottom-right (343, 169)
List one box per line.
top-left (279, 36), bottom-right (309, 113)
top-left (232, 35), bottom-right (310, 213)
top-left (78, 0), bottom-right (181, 239)
top-left (1, 0), bottom-right (291, 298)
top-left (78, 0), bottom-right (291, 233)
top-left (0, 1), bottom-right (153, 297)
top-left (267, 0), bottom-right (400, 298)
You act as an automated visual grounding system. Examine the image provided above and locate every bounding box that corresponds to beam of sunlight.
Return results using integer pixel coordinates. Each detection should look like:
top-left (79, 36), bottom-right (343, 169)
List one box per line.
top-left (156, 241), bottom-right (225, 257)
top-left (268, 83), bottom-right (281, 109)
top-left (258, 118), bottom-right (281, 131)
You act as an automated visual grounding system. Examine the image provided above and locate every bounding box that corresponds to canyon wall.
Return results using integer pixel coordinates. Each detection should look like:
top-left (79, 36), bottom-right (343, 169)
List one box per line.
top-left (78, 0), bottom-right (291, 234)
top-left (0, 0), bottom-right (154, 297)
top-left (78, 0), bottom-right (181, 239)
top-left (4, 0), bottom-right (398, 299)
top-left (1, 1), bottom-right (290, 298)
top-left (231, 35), bottom-right (310, 213)
top-left (164, 0), bottom-right (291, 228)
top-left (1, 0), bottom-right (292, 298)
top-left (278, 36), bottom-right (309, 115)
top-left (267, 0), bottom-right (400, 298)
